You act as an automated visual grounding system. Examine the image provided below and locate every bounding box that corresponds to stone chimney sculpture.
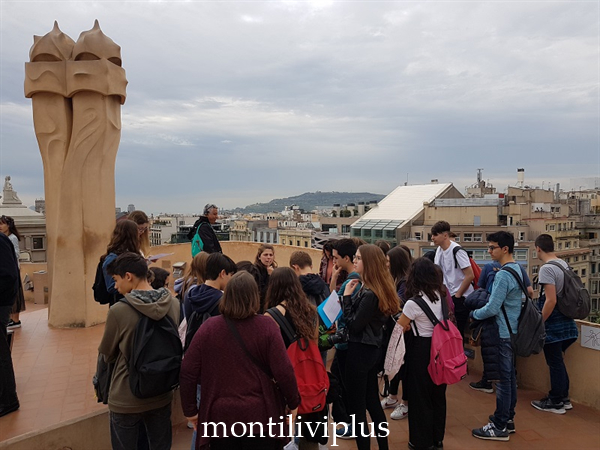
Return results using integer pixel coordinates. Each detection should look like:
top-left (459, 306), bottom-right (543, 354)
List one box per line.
top-left (25, 21), bottom-right (127, 327)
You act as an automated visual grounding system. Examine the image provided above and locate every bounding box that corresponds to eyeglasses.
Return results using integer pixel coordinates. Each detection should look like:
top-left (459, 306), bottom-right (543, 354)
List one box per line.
top-left (488, 245), bottom-right (501, 251)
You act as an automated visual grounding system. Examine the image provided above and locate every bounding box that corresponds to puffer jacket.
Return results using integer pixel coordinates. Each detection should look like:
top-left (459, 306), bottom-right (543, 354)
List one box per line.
top-left (465, 291), bottom-right (501, 381)
top-left (342, 286), bottom-right (387, 348)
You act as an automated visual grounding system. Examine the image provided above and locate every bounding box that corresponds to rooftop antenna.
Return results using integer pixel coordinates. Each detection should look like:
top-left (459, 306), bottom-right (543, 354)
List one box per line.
top-left (477, 168), bottom-right (483, 184)
top-left (405, 173), bottom-right (408, 186)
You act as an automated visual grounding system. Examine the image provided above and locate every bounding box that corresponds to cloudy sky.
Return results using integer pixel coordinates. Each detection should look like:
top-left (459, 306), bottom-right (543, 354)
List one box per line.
top-left (1, 1), bottom-right (598, 213)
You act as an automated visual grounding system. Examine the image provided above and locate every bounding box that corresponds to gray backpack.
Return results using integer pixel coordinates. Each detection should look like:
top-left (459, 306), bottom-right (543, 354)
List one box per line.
top-left (545, 261), bottom-right (591, 320)
top-left (501, 266), bottom-right (546, 357)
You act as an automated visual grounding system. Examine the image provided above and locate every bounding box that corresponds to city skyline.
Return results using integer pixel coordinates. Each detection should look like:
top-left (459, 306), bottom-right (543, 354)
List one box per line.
top-left (1, 1), bottom-right (598, 212)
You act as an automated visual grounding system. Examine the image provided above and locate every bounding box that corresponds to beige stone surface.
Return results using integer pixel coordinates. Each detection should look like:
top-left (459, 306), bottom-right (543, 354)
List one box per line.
top-left (25, 20), bottom-right (127, 327)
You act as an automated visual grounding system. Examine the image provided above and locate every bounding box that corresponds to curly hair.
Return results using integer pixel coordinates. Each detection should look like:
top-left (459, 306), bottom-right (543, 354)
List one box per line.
top-left (265, 267), bottom-right (317, 340)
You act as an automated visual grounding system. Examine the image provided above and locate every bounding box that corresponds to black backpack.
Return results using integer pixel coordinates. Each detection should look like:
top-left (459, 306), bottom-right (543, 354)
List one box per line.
top-left (120, 299), bottom-right (183, 399)
top-left (545, 261), bottom-right (591, 320)
top-left (184, 301), bottom-right (220, 352)
top-left (501, 267), bottom-right (546, 357)
top-left (93, 258), bottom-right (124, 305)
top-left (93, 258), bottom-right (114, 305)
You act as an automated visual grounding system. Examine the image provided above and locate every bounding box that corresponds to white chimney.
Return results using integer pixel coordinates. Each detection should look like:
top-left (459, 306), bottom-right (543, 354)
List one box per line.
top-left (517, 168), bottom-right (525, 188)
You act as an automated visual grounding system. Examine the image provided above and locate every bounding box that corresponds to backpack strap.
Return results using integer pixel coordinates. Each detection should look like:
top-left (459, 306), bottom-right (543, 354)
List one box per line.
top-left (224, 317), bottom-right (275, 381)
top-left (410, 295), bottom-right (450, 335)
top-left (266, 306), bottom-right (297, 344)
top-left (499, 265), bottom-right (528, 336)
top-left (452, 246), bottom-right (467, 269)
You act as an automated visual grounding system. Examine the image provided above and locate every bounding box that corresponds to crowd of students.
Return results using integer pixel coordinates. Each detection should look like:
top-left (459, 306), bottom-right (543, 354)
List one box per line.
top-left (90, 206), bottom-right (580, 450)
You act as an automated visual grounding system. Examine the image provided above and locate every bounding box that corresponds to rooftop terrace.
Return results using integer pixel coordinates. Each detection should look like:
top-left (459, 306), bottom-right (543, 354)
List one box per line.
top-left (2, 242), bottom-right (600, 449)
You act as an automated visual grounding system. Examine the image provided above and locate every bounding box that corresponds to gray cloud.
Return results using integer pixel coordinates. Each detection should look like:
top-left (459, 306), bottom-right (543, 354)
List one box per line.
top-left (0, 1), bottom-right (598, 213)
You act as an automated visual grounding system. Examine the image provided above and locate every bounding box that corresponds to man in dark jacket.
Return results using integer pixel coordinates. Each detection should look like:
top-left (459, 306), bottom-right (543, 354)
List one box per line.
top-left (0, 232), bottom-right (20, 417)
top-left (187, 204), bottom-right (222, 254)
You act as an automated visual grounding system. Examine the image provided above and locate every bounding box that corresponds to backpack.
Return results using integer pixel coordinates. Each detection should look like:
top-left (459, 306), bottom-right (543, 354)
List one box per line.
top-left (92, 354), bottom-right (114, 404)
top-left (383, 320), bottom-right (405, 380)
top-left (411, 296), bottom-right (467, 385)
top-left (184, 301), bottom-right (220, 352)
top-left (501, 267), bottom-right (546, 357)
top-left (120, 299), bottom-right (183, 399)
top-left (93, 258), bottom-right (115, 305)
top-left (191, 223), bottom-right (206, 257)
top-left (452, 246), bottom-right (482, 289)
top-left (545, 261), bottom-right (591, 320)
top-left (267, 307), bottom-right (329, 415)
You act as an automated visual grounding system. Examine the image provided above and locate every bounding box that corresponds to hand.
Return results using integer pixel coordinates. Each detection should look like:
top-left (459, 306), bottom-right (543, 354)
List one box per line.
top-left (344, 279), bottom-right (359, 296)
top-left (331, 264), bottom-right (341, 280)
top-left (267, 265), bottom-right (275, 275)
top-left (186, 414), bottom-right (198, 431)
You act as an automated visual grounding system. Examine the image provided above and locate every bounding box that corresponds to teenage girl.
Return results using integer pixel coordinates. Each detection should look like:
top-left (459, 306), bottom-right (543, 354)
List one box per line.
top-left (128, 210), bottom-right (150, 257)
top-left (398, 257), bottom-right (448, 450)
top-left (342, 244), bottom-right (399, 450)
top-left (254, 244), bottom-right (277, 312)
top-left (102, 220), bottom-right (140, 305)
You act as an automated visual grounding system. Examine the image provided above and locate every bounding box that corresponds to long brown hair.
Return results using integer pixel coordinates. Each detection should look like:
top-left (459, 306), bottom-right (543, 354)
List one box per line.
top-left (104, 220), bottom-right (140, 258)
top-left (0, 215), bottom-right (21, 240)
top-left (128, 210), bottom-right (150, 256)
top-left (181, 251), bottom-right (209, 296)
top-left (265, 267), bottom-right (317, 340)
top-left (220, 271), bottom-right (260, 319)
top-left (358, 244), bottom-right (399, 316)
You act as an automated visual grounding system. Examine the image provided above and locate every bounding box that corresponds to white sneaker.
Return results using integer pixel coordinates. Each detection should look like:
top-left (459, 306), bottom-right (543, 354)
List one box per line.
top-left (390, 403), bottom-right (408, 420)
top-left (380, 396), bottom-right (399, 409)
top-left (318, 445), bottom-right (328, 450)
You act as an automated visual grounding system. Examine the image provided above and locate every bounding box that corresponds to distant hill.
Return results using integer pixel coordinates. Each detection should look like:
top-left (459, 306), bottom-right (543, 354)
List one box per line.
top-left (234, 191), bottom-right (386, 214)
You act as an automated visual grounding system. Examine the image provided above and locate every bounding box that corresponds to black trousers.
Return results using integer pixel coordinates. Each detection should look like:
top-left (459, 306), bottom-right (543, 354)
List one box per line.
top-left (405, 335), bottom-right (446, 449)
top-left (345, 342), bottom-right (388, 450)
top-left (452, 296), bottom-right (469, 340)
top-left (330, 348), bottom-right (351, 424)
top-left (0, 305), bottom-right (18, 407)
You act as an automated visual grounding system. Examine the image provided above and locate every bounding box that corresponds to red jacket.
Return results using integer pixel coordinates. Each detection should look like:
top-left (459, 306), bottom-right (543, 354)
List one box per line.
top-left (180, 314), bottom-right (300, 449)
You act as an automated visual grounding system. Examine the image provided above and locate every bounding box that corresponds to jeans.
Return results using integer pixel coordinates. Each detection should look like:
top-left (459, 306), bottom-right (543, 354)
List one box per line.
top-left (491, 339), bottom-right (517, 430)
top-left (0, 305), bottom-right (18, 407)
top-left (345, 342), bottom-right (388, 450)
top-left (543, 338), bottom-right (576, 403)
top-left (109, 403), bottom-right (172, 450)
top-left (330, 348), bottom-right (351, 424)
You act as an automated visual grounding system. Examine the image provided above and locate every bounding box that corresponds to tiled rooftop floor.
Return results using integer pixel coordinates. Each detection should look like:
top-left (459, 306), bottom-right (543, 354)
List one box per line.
top-left (3, 305), bottom-right (600, 449)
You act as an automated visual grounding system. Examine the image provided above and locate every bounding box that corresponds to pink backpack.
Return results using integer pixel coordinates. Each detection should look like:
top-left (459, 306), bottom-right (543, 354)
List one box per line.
top-left (411, 296), bottom-right (467, 385)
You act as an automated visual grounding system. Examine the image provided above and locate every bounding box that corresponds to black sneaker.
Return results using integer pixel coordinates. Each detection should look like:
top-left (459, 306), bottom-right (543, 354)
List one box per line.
top-left (531, 398), bottom-right (565, 414)
top-left (489, 415), bottom-right (515, 434)
top-left (7, 320), bottom-right (21, 330)
top-left (469, 380), bottom-right (494, 393)
top-left (472, 422), bottom-right (509, 441)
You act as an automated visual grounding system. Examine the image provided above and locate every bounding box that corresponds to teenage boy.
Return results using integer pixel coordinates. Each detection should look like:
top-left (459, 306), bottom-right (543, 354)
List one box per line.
top-left (431, 221), bottom-right (474, 339)
top-left (99, 252), bottom-right (180, 450)
top-left (183, 253), bottom-right (236, 321)
top-left (290, 251), bottom-right (330, 307)
top-left (531, 234), bottom-right (577, 414)
top-left (471, 231), bottom-right (522, 441)
top-left (470, 262), bottom-right (534, 394)
top-left (328, 238), bottom-right (361, 439)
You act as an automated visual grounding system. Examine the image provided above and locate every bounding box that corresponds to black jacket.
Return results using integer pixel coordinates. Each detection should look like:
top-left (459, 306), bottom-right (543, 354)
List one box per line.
top-left (188, 216), bottom-right (222, 253)
top-left (0, 233), bottom-right (19, 307)
top-left (465, 291), bottom-right (501, 381)
top-left (299, 274), bottom-right (330, 307)
top-left (343, 287), bottom-right (387, 348)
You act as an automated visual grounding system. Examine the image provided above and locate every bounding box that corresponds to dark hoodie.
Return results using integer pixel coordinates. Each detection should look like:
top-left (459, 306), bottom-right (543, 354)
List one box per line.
top-left (183, 283), bottom-right (223, 321)
top-left (299, 273), bottom-right (330, 307)
top-left (98, 288), bottom-right (180, 414)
